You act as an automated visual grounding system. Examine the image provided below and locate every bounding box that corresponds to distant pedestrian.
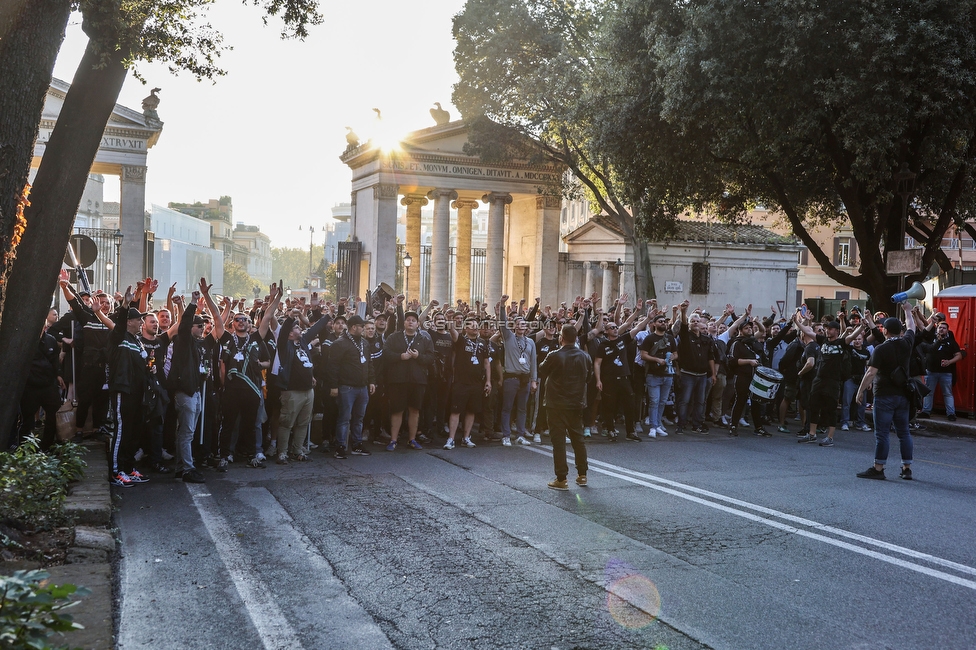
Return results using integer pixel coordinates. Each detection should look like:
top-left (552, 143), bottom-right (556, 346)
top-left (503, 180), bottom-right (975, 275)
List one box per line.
top-left (539, 324), bottom-right (592, 490)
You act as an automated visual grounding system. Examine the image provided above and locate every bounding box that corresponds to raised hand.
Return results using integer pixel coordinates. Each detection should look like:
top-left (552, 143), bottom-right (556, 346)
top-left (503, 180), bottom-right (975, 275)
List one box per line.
top-left (199, 277), bottom-right (213, 295)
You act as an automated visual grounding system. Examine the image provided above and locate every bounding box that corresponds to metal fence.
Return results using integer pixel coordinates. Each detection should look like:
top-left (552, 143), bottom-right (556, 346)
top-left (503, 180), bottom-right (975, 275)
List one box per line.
top-left (396, 244), bottom-right (486, 304)
top-left (72, 227), bottom-right (119, 293)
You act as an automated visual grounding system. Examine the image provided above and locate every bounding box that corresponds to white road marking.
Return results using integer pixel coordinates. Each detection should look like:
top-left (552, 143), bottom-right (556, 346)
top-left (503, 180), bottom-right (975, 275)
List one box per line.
top-left (186, 483), bottom-right (306, 650)
top-left (522, 445), bottom-right (976, 591)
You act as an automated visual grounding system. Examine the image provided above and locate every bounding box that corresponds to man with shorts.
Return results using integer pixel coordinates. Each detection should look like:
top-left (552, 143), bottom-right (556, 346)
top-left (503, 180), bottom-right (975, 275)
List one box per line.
top-left (383, 311), bottom-right (433, 450)
top-left (443, 316), bottom-right (491, 449)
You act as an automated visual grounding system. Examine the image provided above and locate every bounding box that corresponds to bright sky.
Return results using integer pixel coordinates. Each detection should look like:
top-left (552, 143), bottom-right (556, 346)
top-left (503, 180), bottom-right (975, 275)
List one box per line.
top-left (52, 0), bottom-right (466, 249)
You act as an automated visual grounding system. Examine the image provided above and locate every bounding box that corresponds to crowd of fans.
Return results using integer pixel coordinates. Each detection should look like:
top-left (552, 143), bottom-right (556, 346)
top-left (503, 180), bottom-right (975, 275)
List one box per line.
top-left (17, 270), bottom-right (964, 486)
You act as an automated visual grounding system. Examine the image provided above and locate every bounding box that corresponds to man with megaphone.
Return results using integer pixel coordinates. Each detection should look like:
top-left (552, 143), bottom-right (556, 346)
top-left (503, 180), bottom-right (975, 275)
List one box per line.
top-left (855, 301), bottom-right (917, 481)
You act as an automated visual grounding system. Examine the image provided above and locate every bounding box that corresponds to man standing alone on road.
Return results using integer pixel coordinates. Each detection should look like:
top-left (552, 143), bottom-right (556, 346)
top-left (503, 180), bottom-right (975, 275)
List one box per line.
top-left (539, 324), bottom-right (592, 491)
top-left (856, 305), bottom-right (917, 480)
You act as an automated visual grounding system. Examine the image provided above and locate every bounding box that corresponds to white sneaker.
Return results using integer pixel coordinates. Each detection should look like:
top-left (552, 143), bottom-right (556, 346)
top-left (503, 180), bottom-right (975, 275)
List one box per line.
top-left (643, 417), bottom-right (651, 426)
top-left (516, 436), bottom-right (531, 445)
top-left (134, 448), bottom-right (145, 462)
top-left (161, 449), bottom-right (174, 461)
top-left (720, 415), bottom-right (730, 427)
top-left (502, 437), bottom-right (512, 447)
top-left (647, 428), bottom-right (657, 438)
top-left (656, 426), bottom-right (669, 437)
top-left (255, 453), bottom-right (267, 462)
top-left (840, 423), bottom-right (850, 431)
top-left (739, 418), bottom-right (749, 427)
top-left (462, 437), bottom-right (476, 448)
top-left (443, 439), bottom-right (455, 450)
top-left (533, 433), bottom-right (542, 444)
top-left (583, 427), bottom-right (591, 438)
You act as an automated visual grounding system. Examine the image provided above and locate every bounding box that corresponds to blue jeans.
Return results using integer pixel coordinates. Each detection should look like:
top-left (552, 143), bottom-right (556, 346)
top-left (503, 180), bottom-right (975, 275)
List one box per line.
top-left (174, 391), bottom-right (202, 472)
top-left (922, 372), bottom-right (955, 416)
top-left (645, 375), bottom-right (673, 429)
top-left (676, 373), bottom-right (710, 428)
top-left (336, 385), bottom-right (370, 449)
top-left (840, 377), bottom-right (867, 427)
top-left (872, 393), bottom-right (912, 466)
top-left (501, 375), bottom-right (530, 438)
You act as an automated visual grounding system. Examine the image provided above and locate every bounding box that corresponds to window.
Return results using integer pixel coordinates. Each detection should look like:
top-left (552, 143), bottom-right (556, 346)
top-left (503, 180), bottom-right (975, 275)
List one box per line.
top-left (835, 291), bottom-right (850, 300)
top-left (796, 290), bottom-right (803, 306)
top-left (834, 237), bottom-right (851, 266)
top-left (799, 248), bottom-right (809, 266)
top-left (691, 262), bottom-right (710, 294)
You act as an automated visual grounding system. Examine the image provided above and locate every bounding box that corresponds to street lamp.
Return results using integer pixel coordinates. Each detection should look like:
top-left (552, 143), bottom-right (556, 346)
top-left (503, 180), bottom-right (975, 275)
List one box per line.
top-left (112, 229), bottom-right (123, 291)
top-left (403, 251), bottom-right (412, 304)
top-left (299, 225), bottom-right (316, 287)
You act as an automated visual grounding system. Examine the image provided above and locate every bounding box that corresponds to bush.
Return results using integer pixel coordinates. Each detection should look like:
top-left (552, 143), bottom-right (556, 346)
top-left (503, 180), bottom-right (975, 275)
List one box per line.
top-left (0, 569), bottom-right (89, 649)
top-left (0, 437), bottom-right (85, 532)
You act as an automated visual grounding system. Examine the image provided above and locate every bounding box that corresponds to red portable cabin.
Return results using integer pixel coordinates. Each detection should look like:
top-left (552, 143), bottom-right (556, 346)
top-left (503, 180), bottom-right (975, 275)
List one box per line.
top-left (932, 285), bottom-right (976, 414)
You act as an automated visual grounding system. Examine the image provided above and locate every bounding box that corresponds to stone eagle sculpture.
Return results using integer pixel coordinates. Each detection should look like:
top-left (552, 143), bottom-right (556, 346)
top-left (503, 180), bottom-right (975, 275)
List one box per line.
top-left (142, 88), bottom-right (161, 120)
top-left (344, 126), bottom-right (360, 150)
top-left (430, 102), bottom-right (450, 125)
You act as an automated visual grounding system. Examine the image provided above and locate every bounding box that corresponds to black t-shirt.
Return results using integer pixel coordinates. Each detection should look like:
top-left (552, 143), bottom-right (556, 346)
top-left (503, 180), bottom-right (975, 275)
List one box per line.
top-left (429, 330), bottom-right (454, 380)
top-left (640, 331), bottom-right (677, 377)
top-left (140, 332), bottom-right (170, 376)
top-left (730, 336), bottom-right (763, 377)
top-left (922, 335), bottom-right (960, 373)
top-left (596, 334), bottom-right (632, 379)
top-left (812, 335), bottom-right (849, 387)
top-left (536, 337), bottom-right (558, 365)
top-left (453, 336), bottom-right (490, 385)
top-left (850, 346), bottom-right (870, 379)
top-left (869, 330), bottom-right (916, 397)
top-left (799, 341), bottom-right (819, 388)
top-left (219, 331), bottom-right (267, 395)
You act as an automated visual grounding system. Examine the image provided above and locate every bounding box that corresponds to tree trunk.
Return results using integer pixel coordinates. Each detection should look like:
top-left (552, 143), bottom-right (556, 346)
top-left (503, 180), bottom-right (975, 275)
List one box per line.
top-left (0, 0), bottom-right (71, 326)
top-left (0, 41), bottom-right (128, 448)
top-left (629, 233), bottom-right (655, 301)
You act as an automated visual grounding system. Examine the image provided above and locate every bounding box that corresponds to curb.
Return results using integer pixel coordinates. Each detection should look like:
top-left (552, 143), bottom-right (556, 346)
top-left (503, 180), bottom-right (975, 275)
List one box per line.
top-left (48, 441), bottom-right (115, 650)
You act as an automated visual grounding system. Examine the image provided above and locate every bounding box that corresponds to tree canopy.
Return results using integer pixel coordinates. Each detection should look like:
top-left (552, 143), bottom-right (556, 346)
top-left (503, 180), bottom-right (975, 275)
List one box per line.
top-left (453, 0), bottom-right (976, 310)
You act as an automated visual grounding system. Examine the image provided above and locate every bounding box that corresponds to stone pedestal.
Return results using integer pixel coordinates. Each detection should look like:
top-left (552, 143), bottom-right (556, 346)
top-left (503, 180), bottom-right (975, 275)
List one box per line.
top-left (120, 165), bottom-right (147, 285)
top-left (601, 261), bottom-right (613, 310)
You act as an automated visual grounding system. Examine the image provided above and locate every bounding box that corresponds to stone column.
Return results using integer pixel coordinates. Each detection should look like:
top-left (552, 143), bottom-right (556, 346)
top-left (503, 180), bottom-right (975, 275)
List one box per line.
top-left (372, 183), bottom-right (400, 292)
top-left (618, 263), bottom-right (634, 307)
top-left (583, 261), bottom-right (595, 298)
top-left (600, 261), bottom-right (613, 309)
top-left (427, 189), bottom-right (457, 306)
top-left (119, 165), bottom-right (147, 285)
top-left (534, 195), bottom-right (562, 305)
top-left (453, 198), bottom-right (479, 304)
top-left (483, 192), bottom-right (512, 305)
top-left (400, 194), bottom-right (427, 301)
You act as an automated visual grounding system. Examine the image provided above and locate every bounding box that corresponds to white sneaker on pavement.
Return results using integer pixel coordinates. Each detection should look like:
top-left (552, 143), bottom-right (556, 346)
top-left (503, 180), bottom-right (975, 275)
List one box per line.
top-left (647, 428), bottom-right (657, 438)
top-left (502, 437), bottom-right (512, 447)
top-left (533, 433), bottom-right (542, 444)
top-left (656, 426), bottom-right (669, 437)
top-left (516, 436), bottom-right (531, 445)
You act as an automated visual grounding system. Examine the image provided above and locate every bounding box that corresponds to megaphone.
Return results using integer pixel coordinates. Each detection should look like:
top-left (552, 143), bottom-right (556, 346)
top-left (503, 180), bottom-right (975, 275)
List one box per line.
top-left (891, 281), bottom-right (926, 304)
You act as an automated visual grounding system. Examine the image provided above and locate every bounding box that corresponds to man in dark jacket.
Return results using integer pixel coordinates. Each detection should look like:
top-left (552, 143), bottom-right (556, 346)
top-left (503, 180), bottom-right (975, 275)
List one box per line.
top-left (108, 298), bottom-right (151, 487)
top-left (167, 283), bottom-right (220, 484)
top-left (326, 315), bottom-right (376, 458)
top-left (539, 324), bottom-right (592, 490)
top-left (18, 327), bottom-right (65, 450)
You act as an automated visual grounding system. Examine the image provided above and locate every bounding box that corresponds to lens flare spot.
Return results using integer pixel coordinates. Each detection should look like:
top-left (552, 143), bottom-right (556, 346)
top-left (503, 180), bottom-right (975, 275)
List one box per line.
top-left (607, 573), bottom-right (661, 629)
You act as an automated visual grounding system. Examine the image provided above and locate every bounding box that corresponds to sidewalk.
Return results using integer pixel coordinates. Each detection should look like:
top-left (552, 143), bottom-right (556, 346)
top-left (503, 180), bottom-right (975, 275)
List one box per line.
top-left (46, 440), bottom-right (115, 650)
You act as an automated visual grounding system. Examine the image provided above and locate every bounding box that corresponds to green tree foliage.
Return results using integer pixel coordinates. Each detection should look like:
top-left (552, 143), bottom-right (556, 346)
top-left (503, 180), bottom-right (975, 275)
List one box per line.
top-left (0, 0), bottom-right (324, 448)
top-left (271, 245), bottom-right (324, 291)
top-left (592, 0), bottom-right (976, 310)
top-left (222, 261), bottom-right (261, 298)
top-left (452, 0), bottom-right (658, 299)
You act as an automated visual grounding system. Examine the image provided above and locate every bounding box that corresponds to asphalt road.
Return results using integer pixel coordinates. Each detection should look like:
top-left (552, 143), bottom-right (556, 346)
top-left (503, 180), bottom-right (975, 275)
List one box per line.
top-left (114, 426), bottom-right (976, 650)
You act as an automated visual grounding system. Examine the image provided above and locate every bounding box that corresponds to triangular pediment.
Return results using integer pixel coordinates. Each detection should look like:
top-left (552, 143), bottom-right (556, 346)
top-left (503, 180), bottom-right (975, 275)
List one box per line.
top-left (563, 218), bottom-right (624, 244)
top-left (39, 78), bottom-right (163, 144)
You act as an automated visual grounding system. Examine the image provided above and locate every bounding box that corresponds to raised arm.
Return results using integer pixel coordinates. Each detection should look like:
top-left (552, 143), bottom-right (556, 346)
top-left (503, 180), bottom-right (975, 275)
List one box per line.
top-left (200, 277), bottom-right (224, 340)
top-left (259, 283), bottom-right (283, 339)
